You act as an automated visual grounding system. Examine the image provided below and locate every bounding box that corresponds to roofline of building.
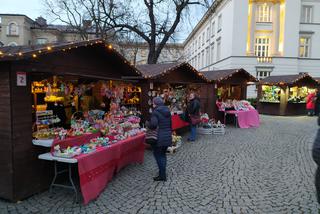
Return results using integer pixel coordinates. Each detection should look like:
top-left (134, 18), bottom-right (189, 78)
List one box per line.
top-left (0, 13), bottom-right (35, 23)
top-left (118, 42), bottom-right (184, 49)
top-left (31, 27), bottom-right (97, 35)
top-left (183, 0), bottom-right (225, 46)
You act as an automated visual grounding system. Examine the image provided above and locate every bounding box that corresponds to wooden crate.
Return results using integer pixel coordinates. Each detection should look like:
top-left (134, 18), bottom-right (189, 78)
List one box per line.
top-left (212, 127), bottom-right (225, 135)
top-left (197, 127), bottom-right (213, 135)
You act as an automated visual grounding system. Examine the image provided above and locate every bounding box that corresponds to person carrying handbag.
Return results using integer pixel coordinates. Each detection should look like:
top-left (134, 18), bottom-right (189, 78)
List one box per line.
top-left (187, 93), bottom-right (200, 142)
top-left (147, 97), bottom-right (172, 182)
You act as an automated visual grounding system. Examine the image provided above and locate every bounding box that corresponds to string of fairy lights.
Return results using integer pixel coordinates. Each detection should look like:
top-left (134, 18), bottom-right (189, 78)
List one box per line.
top-left (0, 39), bottom-right (142, 77)
top-left (143, 62), bottom-right (210, 82)
top-left (0, 39), bottom-right (258, 84)
top-left (261, 73), bottom-right (317, 86)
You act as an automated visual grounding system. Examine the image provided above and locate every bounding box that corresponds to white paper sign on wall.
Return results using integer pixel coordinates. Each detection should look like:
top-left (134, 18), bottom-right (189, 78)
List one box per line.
top-left (16, 72), bottom-right (27, 86)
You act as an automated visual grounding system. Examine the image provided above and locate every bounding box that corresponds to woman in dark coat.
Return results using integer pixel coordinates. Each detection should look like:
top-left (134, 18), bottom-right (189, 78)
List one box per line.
top-left (148, 97), bottom-right (172, 181)
top-left (312, 115), bottom-right (320, 203)
top-left (187, 93), bottom-right (200, 141)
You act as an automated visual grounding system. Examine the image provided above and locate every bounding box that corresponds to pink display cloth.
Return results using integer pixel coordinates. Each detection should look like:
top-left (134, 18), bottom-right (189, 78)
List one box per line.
top-left (75, 133), bottom-right (146, 205)
top-left (225, 109), bottom-right (260, 128)
top-left (50, 133), bottom-right (101, 153)
top-left (116, 134), bottom-right (145, 172)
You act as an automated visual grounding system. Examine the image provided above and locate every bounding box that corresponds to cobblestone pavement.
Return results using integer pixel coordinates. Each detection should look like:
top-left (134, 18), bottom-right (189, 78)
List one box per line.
top-left (1, 115), bottom-right (320, 213)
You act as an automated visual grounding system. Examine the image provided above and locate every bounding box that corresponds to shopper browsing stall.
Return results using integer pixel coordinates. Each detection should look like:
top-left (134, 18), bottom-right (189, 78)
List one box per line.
top-left (148, 97), bottom-right (172, 182)
top-left (187, 93), bottom-right (200, 142)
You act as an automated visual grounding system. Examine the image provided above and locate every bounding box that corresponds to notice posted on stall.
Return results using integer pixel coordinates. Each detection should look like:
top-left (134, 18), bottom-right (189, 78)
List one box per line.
top-left (17, 72), bottom-right (27, 86)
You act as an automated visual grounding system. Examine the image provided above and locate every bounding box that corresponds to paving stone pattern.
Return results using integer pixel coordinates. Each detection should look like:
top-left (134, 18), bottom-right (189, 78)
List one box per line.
top-left (1, 115), bottom-right (320, 213)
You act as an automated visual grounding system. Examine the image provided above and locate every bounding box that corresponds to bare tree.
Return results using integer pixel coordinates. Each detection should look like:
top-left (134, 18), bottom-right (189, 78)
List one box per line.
top-left (45, 0), bottom-right (212, 64)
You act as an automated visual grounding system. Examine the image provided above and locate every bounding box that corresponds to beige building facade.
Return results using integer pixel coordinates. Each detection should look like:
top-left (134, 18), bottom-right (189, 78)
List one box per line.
top-left (0, 14), bottom-right (183, 65)
top-left (0, 14), bottom-right (96, 47)
top-left (117, 43), bottom-right (184, 65)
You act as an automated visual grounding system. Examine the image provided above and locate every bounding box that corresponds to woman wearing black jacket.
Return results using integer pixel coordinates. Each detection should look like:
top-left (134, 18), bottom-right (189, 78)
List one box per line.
top-left (313, 116), bottom-right (320, 203)
top-left (148, 97), bottom-right (172, 181)
top-left (187, 93), bottom-right (200, 142)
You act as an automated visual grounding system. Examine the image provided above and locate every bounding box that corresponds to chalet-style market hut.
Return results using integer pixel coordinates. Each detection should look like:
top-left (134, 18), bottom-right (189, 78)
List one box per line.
top-left (203, 68), bottom-right (257, 117)
top-left (0, 39), bottom-right (142, 201)
top-left (258, 73), bottom-right (318, 115)
top-left (137, 62), bottom-right (212, 128)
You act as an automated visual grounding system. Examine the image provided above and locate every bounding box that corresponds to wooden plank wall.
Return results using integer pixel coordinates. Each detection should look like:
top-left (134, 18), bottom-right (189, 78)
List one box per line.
top-left (10, 67), bottom-right (52, 201)
top-left (0, 63), bottom-right (13, 200)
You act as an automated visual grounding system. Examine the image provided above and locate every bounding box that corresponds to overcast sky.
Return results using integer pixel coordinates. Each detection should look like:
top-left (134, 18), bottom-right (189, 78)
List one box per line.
top-left (0, 0), bottom-right (207, 42)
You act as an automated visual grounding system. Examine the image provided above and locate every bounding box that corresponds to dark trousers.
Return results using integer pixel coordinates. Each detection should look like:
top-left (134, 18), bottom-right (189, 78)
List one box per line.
top-left (152, 145), bottom-right (168, 179)
top-left (312, 149), bottom-right (320, 203)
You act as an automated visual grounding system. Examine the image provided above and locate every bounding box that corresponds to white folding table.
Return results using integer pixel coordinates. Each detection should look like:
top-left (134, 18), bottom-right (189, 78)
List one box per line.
top-left (38, 153), bottom-right (79, 201)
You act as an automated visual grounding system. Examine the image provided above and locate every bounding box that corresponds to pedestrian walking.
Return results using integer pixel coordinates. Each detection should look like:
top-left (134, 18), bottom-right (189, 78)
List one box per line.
top-left (187, 93), bottom-right (201, 142)
top-left (315, 89), bottom-right (320, 116)
top-left (312, 115), bottom-right (320, 203)
top-left (147, 97), bottom-right (172, 182)
top-left (306, 92), bottom-right (316, 116)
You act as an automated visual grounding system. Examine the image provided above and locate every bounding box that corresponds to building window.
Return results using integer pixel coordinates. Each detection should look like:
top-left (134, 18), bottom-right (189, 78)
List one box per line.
top-left (211, 21), bottom-right (215, 37)
top-left (195, 40), bottom-right (198, 51)
top-left (256, 3), bottom-right (272, 22)
top-left (210, 43), bottom-right (215, 63)
top-left (301, 5), bottom-right (313, 23)
top-left (195, 56), bottom-right (198, 68)
top-left (299, 36), bottom-right (311, 58)
top-left (218, 15), bottom-right (222, 32)
top-left (205, 47), bottom-right (210, 66)
top-left (197, 53), bottom-right (200, 68)
top-left (216, 39), bottom-right (221, 61)
top-left (198, 36), bottom-right (201, 48)
top-left (254, 37), bottom-right (270, 57)
top-left (256, 71), bottom-right (271, 80)
top-left (201, 50), bottom-right (204, 67)
top-left (7, 22), bottom-right (19, 36)
top-left (36, 38), bottom-right (49, 45)
top-left (202, 32), bottom-right (205, 45)
top-left (0, 41), bottom-right (3, 47)
top-left (206, 27), bottom-right (210, 41)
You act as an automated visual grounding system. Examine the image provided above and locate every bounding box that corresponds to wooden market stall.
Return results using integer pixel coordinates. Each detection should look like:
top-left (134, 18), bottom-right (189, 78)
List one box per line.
top-left (257, 73), bottom-right (319, 116)
top-left (0, 39), bottom-right (143, 201)
top-left (203, 68), bottom-right (257, 118)
top-left (136, 62), bottom-right (211, 130)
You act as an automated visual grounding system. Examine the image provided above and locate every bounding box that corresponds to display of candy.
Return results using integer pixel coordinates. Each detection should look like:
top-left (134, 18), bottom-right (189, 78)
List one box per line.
top-left (53, 145), bottom-right (82, 158)
top-left (90, 137), bottom-right (109, 147)
top-left (86, 127), bottom-right (99, 134)
top-left (126, 116), bottom-right (140, 124)
top-left (58, 129), bottom-right (68, 140)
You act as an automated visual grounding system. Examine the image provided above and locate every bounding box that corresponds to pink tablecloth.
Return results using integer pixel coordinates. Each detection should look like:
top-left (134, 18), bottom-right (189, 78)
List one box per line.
top-left (75, 133), bottom-right (145, 205)
top-left (225, 109), bottom-right (260, 129)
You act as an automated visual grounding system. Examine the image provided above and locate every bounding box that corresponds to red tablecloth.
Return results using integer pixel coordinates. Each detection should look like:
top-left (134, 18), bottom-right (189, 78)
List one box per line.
top-left (225, 109), bottom-right (260, 128)
top-left (75, 133), bottom-right (145, 204)
top-left (171, 114), bottom-right (189, 130)
top-left (50, 133), bottom-right (101, 153)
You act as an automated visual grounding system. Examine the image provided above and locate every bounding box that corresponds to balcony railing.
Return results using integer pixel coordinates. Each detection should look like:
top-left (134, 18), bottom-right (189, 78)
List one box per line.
top-left (257, 57), bottom-right (272, 63)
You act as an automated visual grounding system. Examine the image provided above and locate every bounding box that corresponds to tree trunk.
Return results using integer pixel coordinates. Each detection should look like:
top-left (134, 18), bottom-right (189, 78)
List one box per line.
top-left (147, 43), bottom-right (157, 64)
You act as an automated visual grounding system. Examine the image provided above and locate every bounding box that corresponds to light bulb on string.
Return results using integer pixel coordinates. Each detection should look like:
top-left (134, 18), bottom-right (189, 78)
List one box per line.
top-left (32, 54), bottom-right (37, 58)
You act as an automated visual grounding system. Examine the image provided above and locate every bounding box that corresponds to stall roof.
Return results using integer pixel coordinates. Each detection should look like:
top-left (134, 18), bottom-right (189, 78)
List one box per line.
top-left (0, 39), bottom-right (142, 77)
top-left (137, 62), bottom-right (209, 82)
top-left (260, 73), bottom-right (318, 86)
top-left (202, 68), bottom-right (257, 83)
